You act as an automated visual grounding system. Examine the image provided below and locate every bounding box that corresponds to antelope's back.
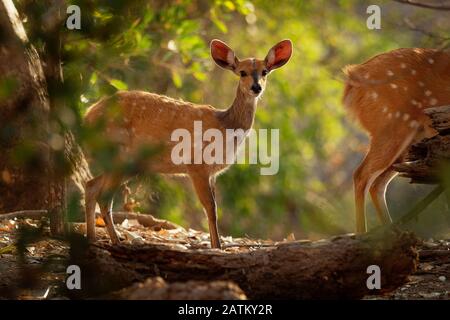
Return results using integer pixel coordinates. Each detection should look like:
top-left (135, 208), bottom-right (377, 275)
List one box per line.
top-left (342, 48), bottom-right (450, 136)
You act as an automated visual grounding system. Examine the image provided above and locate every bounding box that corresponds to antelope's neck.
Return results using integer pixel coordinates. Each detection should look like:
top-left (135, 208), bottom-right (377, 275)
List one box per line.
top-left (218, 86), bottom-right (258, 131)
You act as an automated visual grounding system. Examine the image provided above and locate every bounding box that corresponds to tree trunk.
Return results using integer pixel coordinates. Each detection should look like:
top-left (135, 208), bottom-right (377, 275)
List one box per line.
top-left (0, 0), bottom-right (52, 213)
top-left (0, 0), bottom-right (92, 234)
top-left (83, 227), bottom-right (418, 299)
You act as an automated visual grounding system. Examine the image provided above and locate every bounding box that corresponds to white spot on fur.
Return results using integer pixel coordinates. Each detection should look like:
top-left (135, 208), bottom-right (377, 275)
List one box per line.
top-left (382, 106), bottom-right (388, 113)
top-left (371, 91), bottom-right (378, 99)
top-left (395, 111), bottom-right (401, 118)
top-left (409, 120), bottom-right (418, 128)
top-left (364, 73), bottom-right (370, 79)
top-left (403, 113), bottom-right (410, 121)
top-left (428, 58), bottom-right (434, 64)
top-left (390, 83), bottom-right (398, 89)
top-left (388, 113), bottom-right (393, 119)
top-left (430, 98), bottom-right (438, 106)
top-left (411, 69), bottom-right (417, 75)
top-left (387, 70), bottom-right (394, 76)
top-left (400, 63), bottom-right (406, 69)
top-left (425, 90), bottom-right (432, 96)
top-left (418, 81), bottom-right (425, 87)
top-left (411, 99), bottom-right (418, 105)
top-left (403, 86), bottom-right (408, 91)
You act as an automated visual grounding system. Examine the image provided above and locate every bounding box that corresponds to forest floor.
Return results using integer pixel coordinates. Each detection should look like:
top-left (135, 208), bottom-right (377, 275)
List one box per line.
top-left (0, 216), bottom-right (448, 300)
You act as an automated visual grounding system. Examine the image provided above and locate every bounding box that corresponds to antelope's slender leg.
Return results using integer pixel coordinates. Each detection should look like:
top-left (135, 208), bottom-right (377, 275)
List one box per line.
top-left (369, 168), bottom-right (398, 225)
top-left (99, 199), bottom-right (120, 244)
top-left (85, 175), bottom-right (104, 242)
top-left (353, 128), bottom-right (417, 233)
top-left (97, 174), bottom-right (123, 244)
top-left (190, 173), bottom-right (221, 249)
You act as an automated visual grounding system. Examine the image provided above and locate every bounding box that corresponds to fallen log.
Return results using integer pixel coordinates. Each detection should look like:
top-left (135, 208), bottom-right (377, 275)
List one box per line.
top-left (395, 105), bottom-right (450, 183)
top-left (425, 105), bottom-right (450, 134)
top-left (86, 227), bottom-right (418, 299)
top-left (110, 277), bottom-right (247, 300)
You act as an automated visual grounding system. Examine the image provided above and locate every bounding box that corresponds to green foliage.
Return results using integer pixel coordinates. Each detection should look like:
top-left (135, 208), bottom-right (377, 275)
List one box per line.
top-left (13, 0), bottom-right (450, 239)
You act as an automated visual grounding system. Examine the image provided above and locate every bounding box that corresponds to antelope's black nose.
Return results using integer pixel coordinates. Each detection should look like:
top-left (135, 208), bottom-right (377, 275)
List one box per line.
top-left (251, 83), bottom-right (262, 94)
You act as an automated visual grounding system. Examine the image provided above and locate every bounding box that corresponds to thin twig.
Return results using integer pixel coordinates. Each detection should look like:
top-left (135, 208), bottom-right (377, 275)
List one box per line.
top-left (403, 18), bottom-right (450, 49)
top-left (393, 0), bottom-right (450, 10)
top-left (395, 185), bottom-right (445, 225)
top-left (109, 211), bottom-right (180, 230)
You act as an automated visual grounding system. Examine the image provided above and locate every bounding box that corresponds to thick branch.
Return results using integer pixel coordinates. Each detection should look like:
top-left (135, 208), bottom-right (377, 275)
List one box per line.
top-left (395, 105), bottom-right (450, 183)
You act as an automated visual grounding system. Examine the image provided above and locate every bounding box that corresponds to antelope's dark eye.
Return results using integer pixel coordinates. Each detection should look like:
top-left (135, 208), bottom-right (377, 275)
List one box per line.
top-left (240, 71), bottom-right (247, 77)
top-left (262, 69), bottom-right (268, 76)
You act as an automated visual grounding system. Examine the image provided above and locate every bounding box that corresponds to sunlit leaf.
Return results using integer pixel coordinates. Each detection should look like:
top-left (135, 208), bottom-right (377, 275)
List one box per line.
top-left (223, 1), bottom-right (236, 11)
top-left (109, 79), bottom-right (128, 90)
top-left (171, 70), bottom-right (183, 88)
top-left (210, 8), bottom-right (228, 33)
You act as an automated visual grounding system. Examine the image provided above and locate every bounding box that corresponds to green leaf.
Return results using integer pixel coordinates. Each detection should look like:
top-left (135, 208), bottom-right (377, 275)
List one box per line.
top-left (223, 1), bottom-right (236, 11)
top-left (109, 79), bottom-right (128, 90)
top-left (171, 70), bottom-right (182, 88)
top-left (193, 71), bottom-right (207, 81)
top-left (89, 72), bottom-right (98, 85)
top-left (210, 8), bottom-right (228, 33)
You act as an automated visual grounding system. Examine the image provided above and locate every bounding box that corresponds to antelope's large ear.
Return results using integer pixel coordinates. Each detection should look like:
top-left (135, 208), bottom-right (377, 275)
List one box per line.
top-left (265, 39), bottom-right (292, 71)
top-left (210, 39), bottom-right (239, 71)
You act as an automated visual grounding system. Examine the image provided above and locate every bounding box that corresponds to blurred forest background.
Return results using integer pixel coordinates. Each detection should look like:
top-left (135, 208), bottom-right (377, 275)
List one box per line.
top-left (9, 0), bottom-right (450, 240)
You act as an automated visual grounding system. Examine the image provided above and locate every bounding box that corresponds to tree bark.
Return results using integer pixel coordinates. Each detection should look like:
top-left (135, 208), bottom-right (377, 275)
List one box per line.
top-left (85, 227), bottom-right (418, 299)
top-left (395, 105), bottom-right (450, 183)
top-left (0, 0), bottom-right (92, 235)
top-left (0, 0), bottom-right (52, 212)
top-left (111, 277), bottom-right (247, 300)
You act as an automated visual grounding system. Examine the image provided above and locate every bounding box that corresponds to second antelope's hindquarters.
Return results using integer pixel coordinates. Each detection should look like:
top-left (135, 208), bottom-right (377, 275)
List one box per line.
top-left (343, 48), bottom-right (450, 234)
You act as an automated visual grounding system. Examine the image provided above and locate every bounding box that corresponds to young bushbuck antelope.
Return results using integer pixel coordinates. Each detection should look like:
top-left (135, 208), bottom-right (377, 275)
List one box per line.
top-left (84, 39), bottom-right (292, 248)
top-left (343, 48), bottom-right (450, 233)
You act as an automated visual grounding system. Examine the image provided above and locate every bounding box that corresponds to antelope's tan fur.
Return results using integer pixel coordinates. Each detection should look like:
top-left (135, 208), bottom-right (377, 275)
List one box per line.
top-left (343, 48), bottom-right (450, 233)
top-left (84, 39), bottom-right (292, 248)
